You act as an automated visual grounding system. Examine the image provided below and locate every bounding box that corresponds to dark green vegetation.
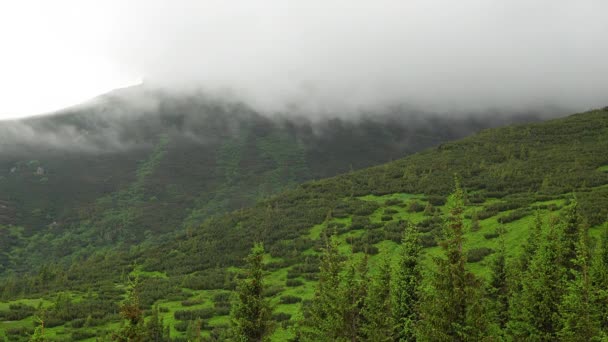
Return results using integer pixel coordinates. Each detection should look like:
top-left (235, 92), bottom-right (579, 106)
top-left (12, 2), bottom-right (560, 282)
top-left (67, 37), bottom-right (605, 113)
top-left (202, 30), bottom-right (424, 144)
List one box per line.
top-left (1, 102), bottom-right (607, 340)
top-left (0, 87), bottom-right (533, 276)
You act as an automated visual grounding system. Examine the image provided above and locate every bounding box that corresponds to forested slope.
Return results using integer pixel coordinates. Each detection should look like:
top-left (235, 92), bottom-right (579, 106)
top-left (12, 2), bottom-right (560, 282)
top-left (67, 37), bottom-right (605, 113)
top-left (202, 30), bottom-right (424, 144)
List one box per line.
top-left (0, 87), bottom-right (537, 276)
top-left (1, 107), bottom-right (607, 341)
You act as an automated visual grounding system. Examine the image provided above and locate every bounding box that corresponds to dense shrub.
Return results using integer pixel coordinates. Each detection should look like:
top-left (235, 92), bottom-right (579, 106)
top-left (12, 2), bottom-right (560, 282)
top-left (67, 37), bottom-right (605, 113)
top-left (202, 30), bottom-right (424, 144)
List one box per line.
top-left (483, 232), bottom-right (500, 240)
top-left (272, 312), bottom-right (292, 322)
top-left (279, 295), bottom-right (303, 304)
top-left (0, 303), bottom-right (36, 321)
top-left (467, 247), bottom-right (494, 263)
top-left (263, 286), bottom-right (284, 298)
top-left (384, 208), bottom-right (398, 215)
top-left (477, 209), bottom-right (498, 220)
top-left (420, 234), bottom-right (437, 248)
top-left (5, 326), bottom-right (33, 337)
top-left (174, 308), bottom-right (215, 321)
top-left (497, 209), bottom-right (529, 224)
top-left (426, 195), bottom-right (446, 206)
top-left (174, 320), bottom-right (189, 332)
top-left (384, 198), bottom-right (403, 206)
top-left (181, 268), bottom-right (236, 291)
top-left (286, 279), bottom-right (304, 287)
top-left (407, 201), bottom-right (425, 213)
top-left (71, 330), bottom-right (97, 340)
top-left (350, 216), bottom-right (371, 230)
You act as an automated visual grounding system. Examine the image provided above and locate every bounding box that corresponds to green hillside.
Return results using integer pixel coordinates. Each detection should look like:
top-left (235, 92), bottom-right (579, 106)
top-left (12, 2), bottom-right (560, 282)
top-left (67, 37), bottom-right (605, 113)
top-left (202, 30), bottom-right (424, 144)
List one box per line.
top-left (0, 89), bottom-right (540, 275)
top-left (1, 107), bottom-right (607, 341)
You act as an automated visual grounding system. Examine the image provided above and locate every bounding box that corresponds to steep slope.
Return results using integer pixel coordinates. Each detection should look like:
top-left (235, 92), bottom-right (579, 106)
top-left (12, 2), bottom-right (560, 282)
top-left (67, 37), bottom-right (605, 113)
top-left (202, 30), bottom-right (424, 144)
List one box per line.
top-left (0, 108), bottom-right (606, 341)
top-left (0, 87), bottom-right (542, 274)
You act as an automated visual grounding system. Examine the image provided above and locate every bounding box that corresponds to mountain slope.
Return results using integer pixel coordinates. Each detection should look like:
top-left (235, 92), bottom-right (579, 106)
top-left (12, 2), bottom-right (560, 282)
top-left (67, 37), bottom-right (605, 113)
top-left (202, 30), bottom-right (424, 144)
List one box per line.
top-left (0, 87), bottom-right (543, 274)
top-left (1, 107), bottom-right (606, 341)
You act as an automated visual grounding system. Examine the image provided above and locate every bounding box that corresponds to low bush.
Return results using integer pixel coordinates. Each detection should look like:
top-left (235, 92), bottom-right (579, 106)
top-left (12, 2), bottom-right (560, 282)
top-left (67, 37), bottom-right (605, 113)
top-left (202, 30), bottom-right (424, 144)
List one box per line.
top-left (279, 295), bottom-right (302, 304)
top-left (286, 279), bottom-right (304, 287)
top-left (467, 247), bottom-right (494, 263)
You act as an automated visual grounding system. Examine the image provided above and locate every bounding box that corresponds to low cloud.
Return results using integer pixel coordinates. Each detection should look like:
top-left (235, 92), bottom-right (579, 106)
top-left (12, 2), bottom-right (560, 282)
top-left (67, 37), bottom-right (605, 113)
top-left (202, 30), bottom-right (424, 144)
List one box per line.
top-left (105, 0), bottom-right (608, 114)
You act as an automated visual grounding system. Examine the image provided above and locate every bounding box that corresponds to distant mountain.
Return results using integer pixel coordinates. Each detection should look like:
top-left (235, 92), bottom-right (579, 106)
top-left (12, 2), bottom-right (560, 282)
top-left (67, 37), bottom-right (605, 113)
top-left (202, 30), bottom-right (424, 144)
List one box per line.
top-left (0, 86), bottom-right (545, 272)
top-left (0, 103), bottom-right (606, 341)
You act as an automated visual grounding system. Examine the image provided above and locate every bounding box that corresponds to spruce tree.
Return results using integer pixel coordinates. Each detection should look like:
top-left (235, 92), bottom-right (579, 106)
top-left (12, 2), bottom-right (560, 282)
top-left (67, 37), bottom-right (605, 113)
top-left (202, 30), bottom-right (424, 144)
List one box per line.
top-left (340, 255), bottom-right (368, 341)
top-left (29, 311), bottom-right (46, 342)
top-left (113, 277), bottom-right (145, 342)
top-left (487, 225), bottom-right (509, 335)
top-left (391, 222), bottom-right (421, 341)
top-left (418, 179), bottom-right (486, 341)
top-left (304, 234), bottom-right (345, 341)
top-left (144, 306), bottom-right (169, 342)
top-left (362, 255), bottom-right (392, 341)
top-left (507, 221), bottom-right (566, 341)
top-left (560, 199), bottom-right (582, 272)
top-left (186, 319), bottom-right (203, 342)
top-left (559, 221), bottom-right (599, 340)
top-left (470, 211), bottom-right (480, 232)
top-left (231, 243), bottom-right (273, 342)
top-left (519, 211), bottom-right (543, 271)
top-left (592, 224), bottom-right (608, 331)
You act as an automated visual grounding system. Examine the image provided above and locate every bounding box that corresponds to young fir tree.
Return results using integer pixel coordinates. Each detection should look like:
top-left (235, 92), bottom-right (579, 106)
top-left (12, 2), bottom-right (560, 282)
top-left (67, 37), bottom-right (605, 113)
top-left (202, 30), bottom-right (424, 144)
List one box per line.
top-left (340, 255), bottom-right (369, 341)
top-left (418, 179), bottom-right (486, 341)
top-left (304, 234), bottom-right (345, 341)
top-left (559, 199), bottom-right (582, 272)
top-left (470, 211), bottom-right (480, 232)
top-left (231, 243), bottom-right (273, 342)
top-left (362, 255), bottom-right (393, 341)
top-left (519, 211), bottom-right (543, 271)
top-left (186, 318), bottom-right (203, 342)
top-left (29, 310), bottom-right (46, 342)
top-left (591, 223), bottom-right (608, 331)
top-left (113, 277), bottom-right (145, 342)
top-left (487, 225), bottom-right (509, 335)
top-left (144, 306), bottom-right (170, 342)
top-left (391, 222), bottom-right (421, 341)
top-left (558, 221), bottom-right (599, 340)
top-left (506, 221), bottom-right (566, 341)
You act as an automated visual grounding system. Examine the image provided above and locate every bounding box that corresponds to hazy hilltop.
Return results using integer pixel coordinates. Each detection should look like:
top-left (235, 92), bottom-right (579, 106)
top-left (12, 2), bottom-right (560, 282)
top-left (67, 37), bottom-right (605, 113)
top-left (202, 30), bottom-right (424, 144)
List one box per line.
top-left (0, 86), bottom-right (547, 269)
top-left (1, 1), bottom-right (608, 340)
top-left (0, 104), bottom-right (607, 340)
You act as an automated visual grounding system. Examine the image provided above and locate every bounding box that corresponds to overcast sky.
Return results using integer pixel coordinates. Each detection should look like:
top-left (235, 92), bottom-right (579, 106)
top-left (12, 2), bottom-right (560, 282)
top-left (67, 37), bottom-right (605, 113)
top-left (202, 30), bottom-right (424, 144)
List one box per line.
top-left (0, 0), bottom-right (606, 119)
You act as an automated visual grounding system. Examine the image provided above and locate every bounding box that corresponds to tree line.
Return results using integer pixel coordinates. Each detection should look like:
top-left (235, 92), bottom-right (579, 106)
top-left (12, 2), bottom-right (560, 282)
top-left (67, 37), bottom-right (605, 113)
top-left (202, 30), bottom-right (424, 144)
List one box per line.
top-left (24, 180), bottom-right (608, 341)
top-left (227, 181), bottom-right (608, 341)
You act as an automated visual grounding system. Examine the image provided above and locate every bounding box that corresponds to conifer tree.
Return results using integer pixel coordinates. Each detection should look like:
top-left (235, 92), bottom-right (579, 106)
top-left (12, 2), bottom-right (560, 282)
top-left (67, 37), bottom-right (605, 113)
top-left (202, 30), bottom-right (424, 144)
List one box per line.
top-left (507, 221), bottom-right (565, 341)
top-left (362, 255), bottom-right (392, 341)
top-left (592, 224), bottom-right (608, 331)
top-left (418, 178), bottom-right (486, 341)
top-left (29, 310), bottom-right (46, 342)
top-left (340, 255), bottom-right (368, 341)
top-left (487, 225), bottom-right (509, 334)
top-left (113, 277), bottom-right (145, 341)
top-left (470, 211), bottom-right (480, 232)
top-left (559, 221), bottom-right (599, 340)
top-left (144, 306), bottom-right (169, 342)
top-left (186, 319), bottom-right (203, 342)
top-left (560, 199), bottom-right (582, 272)
top-left (391, 222), bottom-right (421, 341)
top-left (304, 234), bottom-right (345, 341)
top-left (519, 211), bottom-right (543, 271)
top-left (231, 243), bottom-right (273, 342)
